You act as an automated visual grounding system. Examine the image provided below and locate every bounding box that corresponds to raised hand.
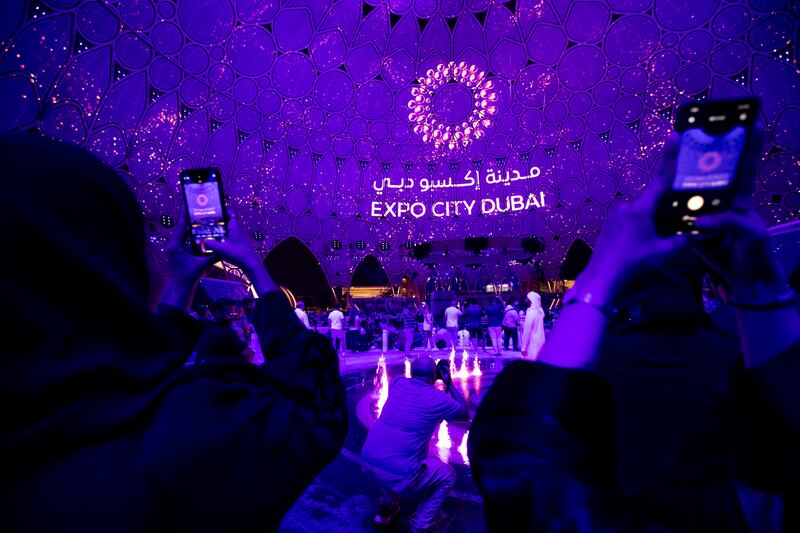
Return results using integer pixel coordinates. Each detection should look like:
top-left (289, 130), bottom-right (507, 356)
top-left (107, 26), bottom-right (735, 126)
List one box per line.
top-left (202, 210), bottom-right (277, 295)
top-left (159, 214), bottom-right (216, 310)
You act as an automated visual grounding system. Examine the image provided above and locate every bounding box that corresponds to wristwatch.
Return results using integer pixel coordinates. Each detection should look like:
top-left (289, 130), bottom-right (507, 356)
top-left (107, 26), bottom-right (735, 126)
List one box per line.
top-left (562, 287), bottom-right (616, 319)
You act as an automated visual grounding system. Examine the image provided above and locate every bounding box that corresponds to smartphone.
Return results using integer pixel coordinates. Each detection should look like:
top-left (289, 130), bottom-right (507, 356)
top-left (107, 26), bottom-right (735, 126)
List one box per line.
top-left (180, 167), bottom-right (228, 254)
top-left (655, 98), bottom-right (759, 235)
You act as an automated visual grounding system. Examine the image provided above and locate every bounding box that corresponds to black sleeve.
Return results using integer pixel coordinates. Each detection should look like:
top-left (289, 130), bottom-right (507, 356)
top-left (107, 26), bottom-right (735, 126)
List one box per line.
top-left (154, 303), bottom-right (205, 358)
top-left (143, 291), bottom-right (348, 530)
top-left (733, 341), bottom-right (800, 495)
top-left (468, 361), bottom-right (626, 532)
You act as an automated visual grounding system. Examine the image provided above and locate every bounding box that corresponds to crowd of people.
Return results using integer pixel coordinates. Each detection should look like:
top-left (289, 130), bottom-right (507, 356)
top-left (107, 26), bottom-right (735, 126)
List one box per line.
top-left (280, 293), bottom-right (548, 359)
top-left (1, 127), bottom-right (798, 533)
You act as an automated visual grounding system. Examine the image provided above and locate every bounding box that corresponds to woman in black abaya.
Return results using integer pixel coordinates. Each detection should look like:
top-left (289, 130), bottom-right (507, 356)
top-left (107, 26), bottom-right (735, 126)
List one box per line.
top-left (0, 132), bottom-right (347, 531)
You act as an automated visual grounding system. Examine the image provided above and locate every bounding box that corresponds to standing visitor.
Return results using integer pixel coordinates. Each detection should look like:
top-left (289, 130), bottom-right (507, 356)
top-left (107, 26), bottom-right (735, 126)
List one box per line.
top-left (486, 296), bottom-right (505, 355)
top-left (464, 299), bottom-right (483, 352)
top-left (402, 304), bottom-right (417, 357)
top-left (502, 299), bottom-right (520, 351)
top-left (421, 303), bottom-right (433, 352)
top-left (295, 300), bottom-right (311, 329)
top-left (520, 291), bottom-right (545, 359)
top-left (444, 300), bottom-right (462, 350)
top-left (328, 304), bottom-right (346, 356)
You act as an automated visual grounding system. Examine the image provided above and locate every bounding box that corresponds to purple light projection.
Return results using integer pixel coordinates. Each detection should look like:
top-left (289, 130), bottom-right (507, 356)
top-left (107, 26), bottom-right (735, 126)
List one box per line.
top-left (408, 61), bottom-right (498, 149)
top-left (0, 0), bottom-right (798, 286)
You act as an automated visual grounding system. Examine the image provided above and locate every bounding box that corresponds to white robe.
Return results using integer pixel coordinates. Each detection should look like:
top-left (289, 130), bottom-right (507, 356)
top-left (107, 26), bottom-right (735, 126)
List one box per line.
top-left (520, 301), bottom-right (545, 358)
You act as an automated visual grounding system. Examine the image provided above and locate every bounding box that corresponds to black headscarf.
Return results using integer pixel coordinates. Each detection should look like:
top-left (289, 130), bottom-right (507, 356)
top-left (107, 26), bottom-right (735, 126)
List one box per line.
top-left (0, 132), bottom-right (182, 470)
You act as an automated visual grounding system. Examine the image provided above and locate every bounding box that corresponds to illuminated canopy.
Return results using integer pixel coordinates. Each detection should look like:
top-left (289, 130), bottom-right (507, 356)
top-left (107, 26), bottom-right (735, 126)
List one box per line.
top-left (0, 0), bottom-right (797, 285)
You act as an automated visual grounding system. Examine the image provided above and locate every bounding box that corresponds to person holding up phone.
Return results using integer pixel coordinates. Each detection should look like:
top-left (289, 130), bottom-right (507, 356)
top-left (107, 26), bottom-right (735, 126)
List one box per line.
top-left (0, 135), bottom-right (348, 532)
top-left (469, 99), bottom-right (800, 532)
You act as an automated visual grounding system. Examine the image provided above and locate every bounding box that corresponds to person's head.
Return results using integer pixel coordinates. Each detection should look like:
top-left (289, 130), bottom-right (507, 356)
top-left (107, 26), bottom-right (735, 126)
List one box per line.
top-left (527, 291), bottom-right (542, 309)
top-left (451, 300), bottom-right (457, 307)
top-left (211, 298), bottom-right (240, 324)
top-left (334, 303), bottom-right (340, 311)
top-left (195, 323), bottom-right (247, 362)
top-left (0, 132), bottom-right (185, 461)
top-left (296, 301), bottom-right (305, 310)
top-left (411, 355), bottom-right (437, 385)
top-left (241, 297), bottom-right (255, 313)
top-left (1, 132), bottom-right (161, 352)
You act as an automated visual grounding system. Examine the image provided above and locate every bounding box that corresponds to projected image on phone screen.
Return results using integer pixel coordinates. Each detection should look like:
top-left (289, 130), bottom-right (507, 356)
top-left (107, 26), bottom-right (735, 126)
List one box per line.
top-left (674, 126), bottom-right (746, 190)
top-left (186, 182), bottom-right (224, 239)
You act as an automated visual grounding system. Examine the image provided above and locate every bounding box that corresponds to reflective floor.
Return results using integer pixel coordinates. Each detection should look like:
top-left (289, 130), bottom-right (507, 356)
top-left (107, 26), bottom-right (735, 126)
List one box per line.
top-left (281, 351), bottom-right (512, 532)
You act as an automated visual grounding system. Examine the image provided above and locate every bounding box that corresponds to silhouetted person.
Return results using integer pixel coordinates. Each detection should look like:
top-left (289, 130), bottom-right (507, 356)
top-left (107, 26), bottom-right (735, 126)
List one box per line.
top-left (444, 300), bottom-right (462, 350)
top-left (501, 299), bottom-right (519, 351)
top-left (0, 132), bottom-right (347, 531)
top-left (470, 134), bottom-right (800, 532)
top-left (328, 303), bottom-right (345, 355)
top-left (520, 291), bottom-right (545, 359)
top-left (294, 300), bottom-right (311, 329)
top-left (486, 296), bottom-right (505, 355)
top-left (402, 304), bottom-right (417, 357)
top-left (464, 299), bottom-right (483, 352)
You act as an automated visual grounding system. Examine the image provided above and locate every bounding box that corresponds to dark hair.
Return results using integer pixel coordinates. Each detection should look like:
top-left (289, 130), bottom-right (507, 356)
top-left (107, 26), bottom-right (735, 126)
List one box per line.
top-left (211, 298), bottom-right (239, 317)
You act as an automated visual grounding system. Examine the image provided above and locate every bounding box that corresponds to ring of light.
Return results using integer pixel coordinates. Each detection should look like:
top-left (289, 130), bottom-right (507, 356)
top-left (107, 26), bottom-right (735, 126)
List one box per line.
top-left (408, 62), bottom-right (498, 151)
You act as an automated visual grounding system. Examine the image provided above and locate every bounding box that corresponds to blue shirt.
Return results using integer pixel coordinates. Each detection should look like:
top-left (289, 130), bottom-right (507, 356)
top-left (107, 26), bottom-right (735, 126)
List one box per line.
top-left (362, 378), bottom-right (466, 476)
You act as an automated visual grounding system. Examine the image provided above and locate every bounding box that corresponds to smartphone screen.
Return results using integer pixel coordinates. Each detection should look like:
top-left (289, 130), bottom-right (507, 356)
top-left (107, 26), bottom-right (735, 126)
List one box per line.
top-left (674, 125), bottom-right (747, 190)
top-left (656, 98), bottom-right (759, 235)
top-left (181, 167), bottom-right (227, 253)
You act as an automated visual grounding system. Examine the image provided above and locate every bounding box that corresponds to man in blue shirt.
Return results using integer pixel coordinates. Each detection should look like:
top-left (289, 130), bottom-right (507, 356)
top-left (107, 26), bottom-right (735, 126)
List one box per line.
top-left (362, 356), bottom-right (469, 531)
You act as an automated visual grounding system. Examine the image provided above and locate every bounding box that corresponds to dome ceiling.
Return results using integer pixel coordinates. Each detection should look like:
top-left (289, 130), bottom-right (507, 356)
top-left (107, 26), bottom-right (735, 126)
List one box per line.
top-left (0, 0), bottom-right (798, 285)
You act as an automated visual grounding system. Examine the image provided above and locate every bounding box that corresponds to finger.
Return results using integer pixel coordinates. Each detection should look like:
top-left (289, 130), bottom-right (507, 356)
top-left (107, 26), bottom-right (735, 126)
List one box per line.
top-left (201, 239), bottom-right (226, 256)
top-left (692, 211), bottom-right (755, 235)
top-left (637, 133), bottom-right (680, 212)
top-left (652, 233), bottom-right (689, 259)
top-left (225, 207), bottom-right (244, 235)
top-left (734, 128), bottom-right (765, 201)
top-left (167, 212), bottom-right (190, 249)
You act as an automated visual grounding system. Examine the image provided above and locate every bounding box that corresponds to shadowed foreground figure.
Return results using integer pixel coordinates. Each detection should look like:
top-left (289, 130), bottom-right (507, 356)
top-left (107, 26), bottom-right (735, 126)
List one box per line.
top-left (0, 133), bottom-right (347, 531)
top-left (469, 136), bottom-right (800, 531)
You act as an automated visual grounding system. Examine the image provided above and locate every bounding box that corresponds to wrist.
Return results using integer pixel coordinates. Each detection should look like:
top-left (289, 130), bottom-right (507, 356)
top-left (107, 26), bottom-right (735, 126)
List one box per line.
top-left (573, 268), bottom-right (622, 304)
top-left (244, 264), bottom-right (277, 295)
top-left (727, 283), bottom-right (796, 310)
top-left (728, 277), bottom-right (790, 303)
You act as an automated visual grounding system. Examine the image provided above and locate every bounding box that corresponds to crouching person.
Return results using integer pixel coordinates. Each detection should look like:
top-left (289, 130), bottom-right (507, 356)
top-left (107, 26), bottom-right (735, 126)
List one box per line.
top-left (361, 356), bottom-right (469, 531)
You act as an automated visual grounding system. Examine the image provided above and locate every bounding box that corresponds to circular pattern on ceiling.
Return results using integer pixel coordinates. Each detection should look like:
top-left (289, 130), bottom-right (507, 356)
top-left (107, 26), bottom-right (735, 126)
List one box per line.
top-left (0, 0), bottom-right (796, 282)
top-left (408, 62), bottom-right (497, 151)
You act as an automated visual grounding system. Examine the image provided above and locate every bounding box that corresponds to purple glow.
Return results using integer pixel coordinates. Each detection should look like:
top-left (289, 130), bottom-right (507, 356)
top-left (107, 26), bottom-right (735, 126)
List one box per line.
top-left (0, 1), bottom-right (796, 284)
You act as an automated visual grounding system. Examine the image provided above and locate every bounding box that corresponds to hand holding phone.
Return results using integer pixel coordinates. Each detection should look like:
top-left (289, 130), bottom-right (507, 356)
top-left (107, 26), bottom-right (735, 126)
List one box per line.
top-left (180, 167), bottom-right (228, 255)
top-left (436, 359), bottom-right (451, 386)
top-left (655, 98), bottom-right (759, 235)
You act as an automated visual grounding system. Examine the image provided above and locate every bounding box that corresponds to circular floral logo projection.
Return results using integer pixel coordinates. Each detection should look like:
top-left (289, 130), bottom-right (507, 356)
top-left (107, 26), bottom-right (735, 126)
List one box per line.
top-left (408, 62), bottom-right (497, 151)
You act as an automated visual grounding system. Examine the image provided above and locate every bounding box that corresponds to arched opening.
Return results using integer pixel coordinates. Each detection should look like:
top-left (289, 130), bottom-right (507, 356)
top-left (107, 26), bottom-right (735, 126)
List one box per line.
top-left (559, 239), bottom-right (593, 281)
top-left (351, 254), bottom-right (390, 287)
top-left (349, 254), bottom-right (391, 298)
top-left (264, 237), bottom-right (335, 308)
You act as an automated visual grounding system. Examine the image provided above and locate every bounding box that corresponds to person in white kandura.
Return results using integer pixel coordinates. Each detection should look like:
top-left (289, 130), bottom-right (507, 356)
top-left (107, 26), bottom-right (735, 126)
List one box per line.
top-left (520, 291), bottom-right (545, 359)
